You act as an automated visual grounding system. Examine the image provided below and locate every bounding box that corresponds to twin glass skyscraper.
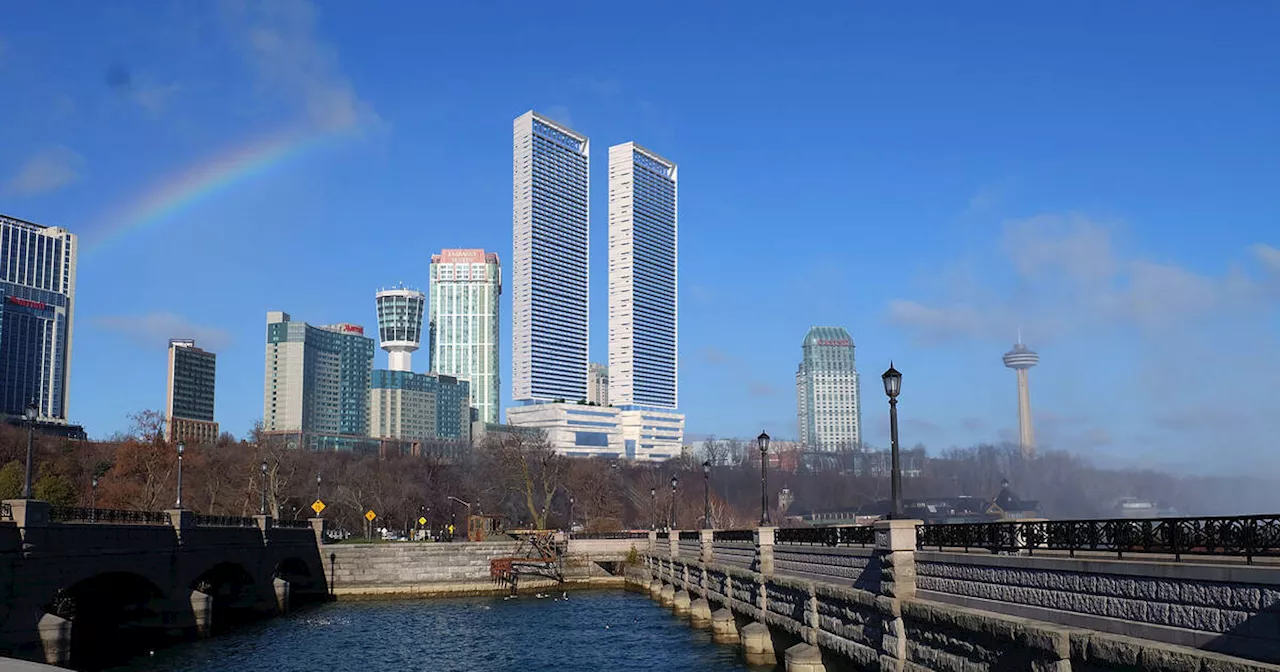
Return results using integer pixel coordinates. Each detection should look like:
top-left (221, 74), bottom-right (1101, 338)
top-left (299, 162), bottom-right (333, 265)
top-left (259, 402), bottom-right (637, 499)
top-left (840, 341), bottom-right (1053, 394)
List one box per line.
top-left (608, 143), bottom-right (678, 409)
top-left (509, 112), bottom-right (682, 459)
top-left (512, 111), bottom-right (591, 403)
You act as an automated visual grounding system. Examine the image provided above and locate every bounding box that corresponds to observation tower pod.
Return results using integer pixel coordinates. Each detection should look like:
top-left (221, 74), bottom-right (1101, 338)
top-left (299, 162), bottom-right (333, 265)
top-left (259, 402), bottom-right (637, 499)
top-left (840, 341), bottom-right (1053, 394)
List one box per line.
top-left (375, 286), bottom-right (425, 372)
top-left (1002, 341), bottom-right (1040, 458)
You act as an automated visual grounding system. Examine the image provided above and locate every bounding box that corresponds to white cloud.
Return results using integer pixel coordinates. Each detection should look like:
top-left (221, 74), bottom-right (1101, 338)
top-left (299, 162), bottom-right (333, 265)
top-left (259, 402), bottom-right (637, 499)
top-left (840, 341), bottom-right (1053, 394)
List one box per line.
top-left (223, 0), bottom-right (382, 132)
top-left (93, 313), bottom-right (232, 352)
top-left (3, 146), bottom-right (85, 196)
top-left (543, 105), bottom-right (574, 128)
top-left (1253, 244), bottom-right (1280, 274)
top-left (888, 214), bottom-right (1277, 343)
top-left (131, 82), bottom-right (181, 114)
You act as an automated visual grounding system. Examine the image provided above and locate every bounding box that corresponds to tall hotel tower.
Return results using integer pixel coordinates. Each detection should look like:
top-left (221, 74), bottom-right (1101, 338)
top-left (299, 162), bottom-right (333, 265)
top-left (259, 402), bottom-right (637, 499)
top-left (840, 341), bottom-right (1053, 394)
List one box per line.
top-left (0, 214), bottom-right (77, 423)
top-left (429, 250), bottom-right (502, 425)
top-left (1003, 338), bottom-right (1040, 458)
top-left (263, 311), bottom-right (374, 451)
top-left (795, 326), bottom-right (862, 452)
top-left (607, 143), bottom-right (684, 460)
top-left (510, 111), bottom-right (590, 403)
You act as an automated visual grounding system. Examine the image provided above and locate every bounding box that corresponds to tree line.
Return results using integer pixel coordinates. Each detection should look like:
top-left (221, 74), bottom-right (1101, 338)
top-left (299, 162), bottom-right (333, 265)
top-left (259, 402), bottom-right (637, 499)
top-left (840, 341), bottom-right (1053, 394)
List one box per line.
top-left (1, 412), bottom-right (1274, 535)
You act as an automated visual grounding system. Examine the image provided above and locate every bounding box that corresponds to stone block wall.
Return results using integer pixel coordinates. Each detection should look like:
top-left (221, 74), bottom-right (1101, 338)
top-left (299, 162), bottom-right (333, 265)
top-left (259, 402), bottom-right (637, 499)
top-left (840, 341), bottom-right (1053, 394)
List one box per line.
top-left (917, 551), bottom-right (1280, 663)
top-left (327, 542), bottom-right (521, 593)
top-left (774, 545), bottom-right (879, 589)
top-left (711, 541), bottom-right (754, 569)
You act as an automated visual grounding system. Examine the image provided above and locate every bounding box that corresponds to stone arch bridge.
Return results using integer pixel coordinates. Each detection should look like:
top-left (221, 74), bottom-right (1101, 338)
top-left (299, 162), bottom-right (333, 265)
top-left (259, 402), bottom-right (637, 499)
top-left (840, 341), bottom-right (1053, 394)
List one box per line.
top-left (0, 501), bottom-right (327, 669)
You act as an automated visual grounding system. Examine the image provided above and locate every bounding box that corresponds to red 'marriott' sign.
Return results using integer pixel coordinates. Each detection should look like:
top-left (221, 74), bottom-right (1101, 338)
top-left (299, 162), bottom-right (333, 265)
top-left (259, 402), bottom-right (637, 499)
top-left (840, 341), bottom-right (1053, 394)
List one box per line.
top-left (5, 297), bottom-right (48, 310)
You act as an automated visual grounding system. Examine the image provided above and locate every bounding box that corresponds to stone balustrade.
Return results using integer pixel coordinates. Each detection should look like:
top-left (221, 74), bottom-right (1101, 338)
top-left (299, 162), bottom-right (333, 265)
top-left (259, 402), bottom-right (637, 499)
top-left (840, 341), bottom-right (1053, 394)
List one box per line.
top-left (637, 521), bottom-right (1280, 671)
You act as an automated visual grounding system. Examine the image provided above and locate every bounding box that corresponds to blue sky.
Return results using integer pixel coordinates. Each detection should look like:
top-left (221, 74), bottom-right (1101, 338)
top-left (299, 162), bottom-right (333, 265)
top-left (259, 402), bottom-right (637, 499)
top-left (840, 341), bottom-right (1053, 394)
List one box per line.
top-left (2, 2), bottom-right (1278, 474)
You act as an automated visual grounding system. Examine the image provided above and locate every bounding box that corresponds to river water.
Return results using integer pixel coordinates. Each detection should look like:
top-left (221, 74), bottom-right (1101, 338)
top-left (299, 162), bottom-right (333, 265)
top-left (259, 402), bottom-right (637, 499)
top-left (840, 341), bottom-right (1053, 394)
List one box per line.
top-left (110, 591), bottom-right (762, 672)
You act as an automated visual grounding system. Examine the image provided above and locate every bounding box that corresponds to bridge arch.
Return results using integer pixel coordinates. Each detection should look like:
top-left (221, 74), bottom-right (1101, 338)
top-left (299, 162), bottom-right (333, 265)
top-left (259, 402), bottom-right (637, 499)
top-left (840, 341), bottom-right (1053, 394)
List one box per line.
top-left (274, 556), bottom-right (326, 601)
top-left (46, 571), bottom-right (169, 670)
top-left (190, 561), bottom-right (263, 633)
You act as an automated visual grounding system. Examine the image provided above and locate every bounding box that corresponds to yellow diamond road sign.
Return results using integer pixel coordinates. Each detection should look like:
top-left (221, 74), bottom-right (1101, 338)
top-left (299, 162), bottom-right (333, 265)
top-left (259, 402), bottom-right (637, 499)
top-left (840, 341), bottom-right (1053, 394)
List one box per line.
top-left (365, 510), bottom-right (377, 522)
top-left (418, 517), bottom-right (427, 525)
top-left (311, 500), bottom-right (325, 515)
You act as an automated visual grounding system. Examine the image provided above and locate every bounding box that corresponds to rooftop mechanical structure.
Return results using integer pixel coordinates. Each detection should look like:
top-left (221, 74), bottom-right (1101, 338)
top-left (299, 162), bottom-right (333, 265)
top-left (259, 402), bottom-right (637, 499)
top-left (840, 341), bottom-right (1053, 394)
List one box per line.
top-left (375, 287), bottom-right (425, 372)
top-left (1002, 340), bottom-right (1040, 458)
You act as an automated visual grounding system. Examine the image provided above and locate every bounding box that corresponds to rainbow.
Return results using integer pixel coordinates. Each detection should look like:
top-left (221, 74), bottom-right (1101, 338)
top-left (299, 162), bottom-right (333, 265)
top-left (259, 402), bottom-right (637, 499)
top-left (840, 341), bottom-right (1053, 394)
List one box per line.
top-left (86, 129), bottom-right (344, 254)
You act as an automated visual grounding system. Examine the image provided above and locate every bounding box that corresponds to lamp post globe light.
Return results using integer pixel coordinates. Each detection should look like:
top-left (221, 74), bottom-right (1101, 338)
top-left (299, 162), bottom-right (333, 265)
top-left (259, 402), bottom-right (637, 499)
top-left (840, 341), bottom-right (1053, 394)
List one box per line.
top-left (22, 401), bottom-right (37, 500)
top-left (670, 475), bottom-right (679, 530)
top-left (757, 431), bottom-right (771, 526)
top-left (650, 487), bottom-right (656, 530)
top-left (702, 459), bottom-right (712, 529)
top-left (260, 461), bottom-right (269, 516)
top-left (882, 363), bottom-right (903, 518)
top-left (175, 442), bottom-right (185, 509)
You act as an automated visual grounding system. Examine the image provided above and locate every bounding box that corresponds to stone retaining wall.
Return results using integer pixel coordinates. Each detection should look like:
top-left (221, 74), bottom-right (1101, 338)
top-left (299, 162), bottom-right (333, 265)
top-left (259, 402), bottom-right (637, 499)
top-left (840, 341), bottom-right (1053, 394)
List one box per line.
top-left (327, 542), bottom-right (521, 595)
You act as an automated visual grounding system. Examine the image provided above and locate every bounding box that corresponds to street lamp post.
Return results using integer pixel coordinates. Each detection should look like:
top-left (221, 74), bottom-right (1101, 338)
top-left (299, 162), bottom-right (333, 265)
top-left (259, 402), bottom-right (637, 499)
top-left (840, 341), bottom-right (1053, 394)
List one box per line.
top-left (702, 460), bottom-right (712, 529)
top-left (175, 442), bottom-right (185, 509)
top-left (650, 487), bottom-right (656, 531)
top-left (316, 473), bottom-right (322, 503)
top-left (758, 431), bottom-right (771, 526)
top-left (260, 461), bottom-right (269, 516)
top-left (91, 476), bottom-right (98, 521)
top-left (22, 401), bottom-right (37, 499)
top-left (568, 495), bottom-right (575, 537)
top-left (669, 475), bottom-right (679, 530)
top-left (882, 363), bottom-right (903, 518)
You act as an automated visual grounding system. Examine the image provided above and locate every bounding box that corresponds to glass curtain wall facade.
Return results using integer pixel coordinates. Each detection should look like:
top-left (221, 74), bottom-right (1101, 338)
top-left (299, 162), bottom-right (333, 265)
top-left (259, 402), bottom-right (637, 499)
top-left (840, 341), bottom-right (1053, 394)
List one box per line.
top-left (0, 214), bottom-right (76, 422)
top-left (429, 249), bottom-right (501, 424)
top-left (369, 369), bottom-right (470, 441)
top-left (263, 311), bottom-right (374, 450)
top-left (796, 326), bottom-right (862, 452)
top-left (512, 111), bottom-right (589, 403)
top-left (607, 143), bottom-right (678, 409)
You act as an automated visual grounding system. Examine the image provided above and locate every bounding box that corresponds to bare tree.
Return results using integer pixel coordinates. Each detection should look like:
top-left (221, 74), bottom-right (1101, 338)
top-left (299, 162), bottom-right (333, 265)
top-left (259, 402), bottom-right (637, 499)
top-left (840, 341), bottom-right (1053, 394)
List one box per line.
top-left (485, 431), bottom-right (565, 530)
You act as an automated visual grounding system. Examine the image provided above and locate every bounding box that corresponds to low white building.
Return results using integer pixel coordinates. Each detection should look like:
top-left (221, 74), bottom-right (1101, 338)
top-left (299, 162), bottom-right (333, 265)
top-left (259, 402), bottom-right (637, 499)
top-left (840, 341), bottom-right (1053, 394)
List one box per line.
top-left (505, 402), bottom-right (684, 461)
top-left (617, 407), bottom-right (684, 461)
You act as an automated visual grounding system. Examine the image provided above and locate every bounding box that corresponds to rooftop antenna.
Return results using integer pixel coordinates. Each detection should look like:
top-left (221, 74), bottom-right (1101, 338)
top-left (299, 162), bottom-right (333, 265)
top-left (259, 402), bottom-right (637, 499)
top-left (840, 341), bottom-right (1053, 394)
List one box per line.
top-left (1016, 325), bottom-right (1023, 345)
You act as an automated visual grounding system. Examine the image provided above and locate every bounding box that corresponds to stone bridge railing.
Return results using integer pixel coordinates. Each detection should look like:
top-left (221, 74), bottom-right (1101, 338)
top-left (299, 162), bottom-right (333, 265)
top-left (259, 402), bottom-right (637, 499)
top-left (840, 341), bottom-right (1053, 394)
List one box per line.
top-left (639, 520), bottom-right (1280, 671)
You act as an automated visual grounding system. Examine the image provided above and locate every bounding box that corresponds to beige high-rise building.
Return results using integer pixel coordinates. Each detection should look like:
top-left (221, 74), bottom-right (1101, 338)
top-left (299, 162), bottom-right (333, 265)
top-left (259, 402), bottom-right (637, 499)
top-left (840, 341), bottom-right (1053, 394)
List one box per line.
top-left (587, 362), bottom-right (609, 406)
